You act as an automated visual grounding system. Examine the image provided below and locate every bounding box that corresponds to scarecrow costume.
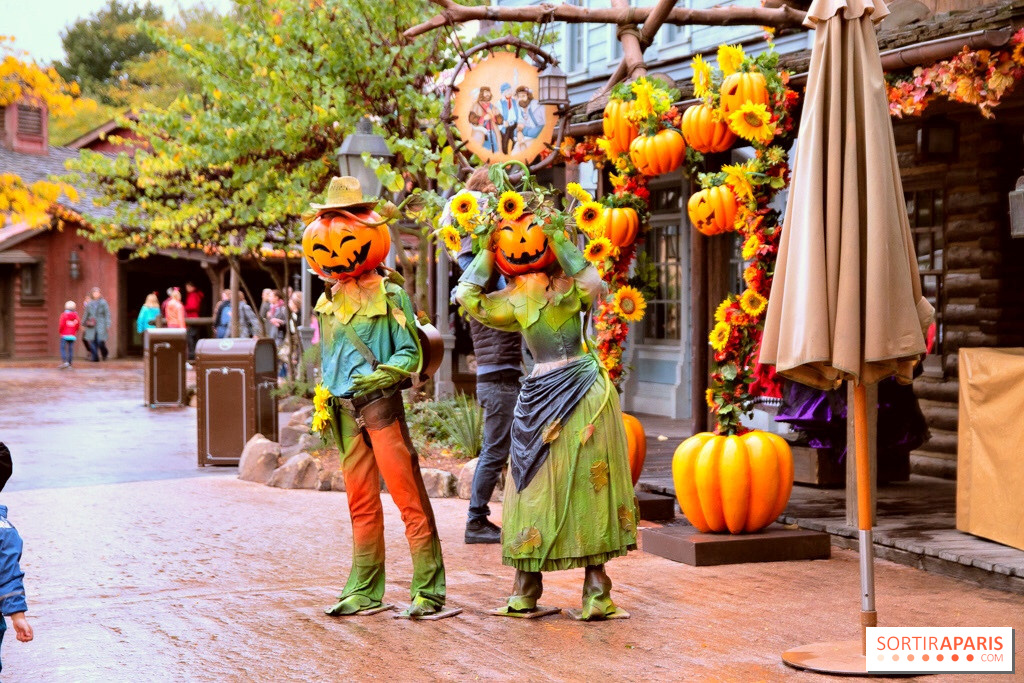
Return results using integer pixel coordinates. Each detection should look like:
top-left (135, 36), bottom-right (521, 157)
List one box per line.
top-left (306, 177), bottom-right (446, 618)
top-left (455, 193), bottom-right (637, 620)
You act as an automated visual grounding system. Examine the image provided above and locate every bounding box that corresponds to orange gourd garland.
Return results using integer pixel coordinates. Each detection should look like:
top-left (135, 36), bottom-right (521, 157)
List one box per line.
top-left (603, 207), bottom-right (640, 247)
top-left (622, 413), bottom-right (647, 486)
top-left (671, 431), bottom-right (794, 534)
top-left (687, 185), bottom-right (738, 236)
top-left (681, 103), bottom-right (737, 154)
top-left (602, 99), bottom-right (639, 158)
top-left (629, 129), bottom-right (686, 177)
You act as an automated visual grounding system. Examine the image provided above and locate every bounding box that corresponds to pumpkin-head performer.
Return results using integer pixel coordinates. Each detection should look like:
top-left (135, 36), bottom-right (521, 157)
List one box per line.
top-left (304, 176), bottom-right (448, 620)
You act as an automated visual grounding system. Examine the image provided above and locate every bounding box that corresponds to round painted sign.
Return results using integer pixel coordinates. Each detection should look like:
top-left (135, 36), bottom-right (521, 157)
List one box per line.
top-left (452, 52), bottom-right (557, 165)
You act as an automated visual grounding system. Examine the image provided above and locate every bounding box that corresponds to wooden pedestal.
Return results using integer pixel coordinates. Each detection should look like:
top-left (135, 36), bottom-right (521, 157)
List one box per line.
top-left (636, 491), bottom-right (676, 521)
top-left (641, 523), bottom-right (831, 566)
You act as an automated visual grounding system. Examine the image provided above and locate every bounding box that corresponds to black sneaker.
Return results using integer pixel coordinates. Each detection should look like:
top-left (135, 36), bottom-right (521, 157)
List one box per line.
top-left (465, 518), bottom-right (501, 545)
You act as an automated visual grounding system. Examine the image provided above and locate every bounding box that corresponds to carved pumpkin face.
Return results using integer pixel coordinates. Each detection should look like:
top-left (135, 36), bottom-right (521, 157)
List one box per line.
top-left (302, 209), bottom-right (390, 280)
top-left (492, 213), bottom-right (557, 276)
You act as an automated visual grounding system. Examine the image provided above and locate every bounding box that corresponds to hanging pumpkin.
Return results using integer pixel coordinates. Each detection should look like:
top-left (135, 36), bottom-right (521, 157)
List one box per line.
top-left (602, 99), bottom-right (639, 158)
top-left (302, 208), bottom-right (390, 280)
top-left (687, 185), bottom-right (738, 236)
top-left (671, 431), bottom-right (794, 534)
top-left (622, 412), bottom-right (647, 486)
top-left (628, 129), bottom-right (686, 177)
top-left (719, 71), bottom-right (770, 118)
top-left (681, 103), bottom-right (737, 154)
top-left (603, 207), bottom-right (640, 247)
top-left (492, 212), bottom-right (558, 276)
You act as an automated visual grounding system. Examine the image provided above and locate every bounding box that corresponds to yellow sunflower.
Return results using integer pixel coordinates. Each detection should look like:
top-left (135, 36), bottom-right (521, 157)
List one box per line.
top-left (566, 182), bottom-right (593, 203)
top-left (313, 382), bottom-right (331, 413)
top-left (497, 190), bottom-right (525, 221)
top-left (451, 191), bottom-right (478, 218)
top-left (438, 226), bottom-right (462, 253)
top-left (613, 286), bottom-right (647, 322)
top-left (709, 321), bottom-right (732, 352)
top-left (742, 234), bottom-right (761, 260)
top-left (714, 299), bottom-right (732, 324)
top-left (739, 288), bottom-right (768, 317)
top-left (728, 102), bottom-right (775, 144)
top-left (312, 410), bottom-right (330, 433)
top-left (583, 237), bottom-right (614, 264)
top-left (763, 145), bottom-right (786, 166)
top-left (692, 54), bottom-right (712, 99)
top-left (456, 211), bottom-right (477, 230)
top-left (574, 201), bottom-right (606, 238)
top-left (705, 388), bottom-right (717, 409)
top-left (717, 44), bottom-right (746, 76)
top-left (721, 162), bottom-right (754, 202)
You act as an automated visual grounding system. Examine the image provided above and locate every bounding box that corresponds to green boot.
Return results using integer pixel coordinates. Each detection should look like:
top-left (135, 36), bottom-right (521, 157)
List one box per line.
top-left (579, 565), bottom-right (618, 621)
top-left (507, 569), bottom-right (543, 612)
top-left (325, 594), bottom-right (381, 616)
top-left (400, 594), bottom-right (443, 618)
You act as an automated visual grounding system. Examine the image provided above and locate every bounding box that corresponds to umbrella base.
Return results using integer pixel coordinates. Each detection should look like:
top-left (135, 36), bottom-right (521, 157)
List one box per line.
top-left (782, 640), bottom-right (868, 676)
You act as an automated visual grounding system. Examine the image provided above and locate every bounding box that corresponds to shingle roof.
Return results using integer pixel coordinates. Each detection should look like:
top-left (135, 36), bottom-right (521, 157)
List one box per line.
top-left (0, 144), bottom-right (119, 222)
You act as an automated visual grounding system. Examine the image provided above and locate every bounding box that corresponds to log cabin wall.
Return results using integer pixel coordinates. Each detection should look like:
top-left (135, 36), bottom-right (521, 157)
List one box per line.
top-left (894, 99), bottom-right (1024, 477)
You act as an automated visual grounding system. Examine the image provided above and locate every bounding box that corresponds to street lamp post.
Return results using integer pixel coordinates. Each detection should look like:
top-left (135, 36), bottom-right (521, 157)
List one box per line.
top-left (300, 117), bottom-right (394, 349)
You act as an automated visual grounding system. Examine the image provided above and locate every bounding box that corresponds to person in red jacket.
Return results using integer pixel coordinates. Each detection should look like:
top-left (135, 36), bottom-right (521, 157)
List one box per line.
top-left (183, 282), bottom-right (205, 360)
top-left (57, 301), bottom-right (80, 369)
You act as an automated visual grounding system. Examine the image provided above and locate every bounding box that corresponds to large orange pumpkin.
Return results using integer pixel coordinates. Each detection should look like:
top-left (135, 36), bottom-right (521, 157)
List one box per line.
top-left (302, 209), bottom-right (390, 280)
top-left (681, 103), bottom-right (737, 154)
top-left (719, 71), bottom-right (770, 118)
top-left (628, 129), bottom-right (686, 177)
top-left (602, 99), bottom-right (638, 158)
top-left (622, 412), bottom-right (647, 486)
top-left (603, 207), bottom-right (640, 247)
top-left (492, 213), bottom-right (558, 276)
top-left (687, 186), bottom-right (738, 236)
top-left (671, 431), bottom-right (793, 534)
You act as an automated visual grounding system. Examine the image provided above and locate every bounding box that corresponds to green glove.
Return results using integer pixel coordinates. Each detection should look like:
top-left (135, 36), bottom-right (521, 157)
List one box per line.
top-left (349, 364), bottom-right (410, 397)
top-left (547, 228), bottom-right (588, 277)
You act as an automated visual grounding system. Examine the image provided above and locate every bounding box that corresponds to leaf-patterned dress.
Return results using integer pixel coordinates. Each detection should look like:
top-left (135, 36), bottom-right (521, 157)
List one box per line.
top-left (456, 235), bottom-right (638, 572)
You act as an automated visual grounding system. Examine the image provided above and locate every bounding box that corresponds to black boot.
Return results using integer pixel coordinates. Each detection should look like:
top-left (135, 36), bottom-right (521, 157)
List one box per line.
top-left (465, 518), bottom-right (501, 544)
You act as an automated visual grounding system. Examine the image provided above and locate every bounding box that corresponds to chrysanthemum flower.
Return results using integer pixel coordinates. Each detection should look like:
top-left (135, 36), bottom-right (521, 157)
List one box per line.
top-left (613, 286), bottom-right (647, 322)
top-left (728, 103), bottom-right (775, 144)
top-left (692, 54), bottom-right (712, 99)
top-left (584, 237), bottom-right (614, 263)
top-left (438, 226), bottom-right (462, 253)
top-left (566, 182), bottom-right (592, 203)
top-left (574, 201), bottom-right (606, 237)
top-left (717, 44), bottom-right (746, 76)
top-left (451, 191), bottom-right (478, 218)
top-left (742, 234), bottom-right (761, 260)
top-left (497, 190), bottom-right (525, 221)
top-left (709, 321), bottom-right (732, 352)
top-left (739, 288), bottom-right (768, 317)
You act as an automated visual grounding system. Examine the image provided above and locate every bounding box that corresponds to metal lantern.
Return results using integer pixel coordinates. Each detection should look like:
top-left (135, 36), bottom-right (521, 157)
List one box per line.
top-left (68, 250), bottom-right (81, 280)
top-left (336, 116), bottom-right (394, 198)
top-left (538, 62), bottom-right (569, 110)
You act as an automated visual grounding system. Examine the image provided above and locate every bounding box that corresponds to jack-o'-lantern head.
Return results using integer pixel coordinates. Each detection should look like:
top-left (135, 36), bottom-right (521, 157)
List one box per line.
top-left (302, 209), bottom-right (391, 280)
top-left (492, 213), bottom-right (557, 276)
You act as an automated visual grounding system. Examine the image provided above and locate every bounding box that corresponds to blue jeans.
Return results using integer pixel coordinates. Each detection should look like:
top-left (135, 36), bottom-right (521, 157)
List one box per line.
top-left (60, 338), bottom-right (75, 364)
top-left (469, 379), bottom-right (520, 522)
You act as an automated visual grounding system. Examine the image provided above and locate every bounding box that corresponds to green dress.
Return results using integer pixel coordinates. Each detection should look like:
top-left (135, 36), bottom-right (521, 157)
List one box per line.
top-left (456, 235), bottom-right (638, 572)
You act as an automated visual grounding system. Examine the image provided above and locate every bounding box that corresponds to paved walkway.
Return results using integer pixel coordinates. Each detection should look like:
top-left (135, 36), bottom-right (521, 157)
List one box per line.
top-left (0, 365), bottom-right (1022, 680)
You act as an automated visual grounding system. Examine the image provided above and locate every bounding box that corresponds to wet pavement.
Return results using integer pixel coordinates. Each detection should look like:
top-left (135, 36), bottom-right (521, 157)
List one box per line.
top-left (0, 364), bottom-right (1022, 681)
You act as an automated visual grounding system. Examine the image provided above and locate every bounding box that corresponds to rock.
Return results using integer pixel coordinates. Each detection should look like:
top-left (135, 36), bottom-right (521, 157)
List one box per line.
top-left (456, 458), bottom-right (504, 501)
top-left (280, 432), bottom-right (324, 461)
top-left (317, 466), bottom-right (333, 491)
top-left (267, 452), bottom-right (321, 489)
top-left (421, 468), bottom-right (457, 498)
top-left (288, 405), bottom-right (314, 428)
top-left (278, 395), bottom-right (312, 412)
top-left (238, 434), bottom-right (281, 484)
top-left (330, 470), bottom-right (346, 492)
top-left (278, 423), bottom-right (307, 448)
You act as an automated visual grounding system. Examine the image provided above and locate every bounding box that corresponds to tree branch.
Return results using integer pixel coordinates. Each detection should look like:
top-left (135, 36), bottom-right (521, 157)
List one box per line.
top-left (404, 0), bottom-right (806, 39)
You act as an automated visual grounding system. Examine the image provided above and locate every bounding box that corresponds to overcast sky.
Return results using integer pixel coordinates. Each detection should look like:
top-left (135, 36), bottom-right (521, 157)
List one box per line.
top-left (2, 0), bottom-right (235, 65)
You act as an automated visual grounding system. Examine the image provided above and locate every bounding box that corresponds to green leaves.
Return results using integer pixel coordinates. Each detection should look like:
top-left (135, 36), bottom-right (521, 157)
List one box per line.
top-left (590, 461), bottom-right (609, 492)
top-left (510, 527), bottom-right (542, 556)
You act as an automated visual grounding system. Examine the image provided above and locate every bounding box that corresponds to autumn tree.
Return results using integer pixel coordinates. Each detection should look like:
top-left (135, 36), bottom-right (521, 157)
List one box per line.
top-left (1, 36), bottom-right (93, 226)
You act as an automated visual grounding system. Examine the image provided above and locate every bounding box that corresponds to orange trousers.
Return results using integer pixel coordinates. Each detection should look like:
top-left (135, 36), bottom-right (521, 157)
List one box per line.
top-left (333, 396), bottom-right (446, 608)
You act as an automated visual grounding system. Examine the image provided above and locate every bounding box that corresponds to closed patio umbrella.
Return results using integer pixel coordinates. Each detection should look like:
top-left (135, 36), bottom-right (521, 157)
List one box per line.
top-left (758, 0), bottom-right (934, 673)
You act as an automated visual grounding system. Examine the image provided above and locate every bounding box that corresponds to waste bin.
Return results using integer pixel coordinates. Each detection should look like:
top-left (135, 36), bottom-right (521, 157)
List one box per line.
top-left (143, 328), bottom-right (187, 408)
top-left (195, 337), bottom-right (278, 466)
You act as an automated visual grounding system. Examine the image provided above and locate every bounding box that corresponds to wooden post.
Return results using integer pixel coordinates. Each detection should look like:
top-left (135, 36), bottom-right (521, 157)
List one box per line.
top-left (845, 381), bottom-right (877, 527)
top-left (228, 257), bottom-right (240, 338)
top-left (690, 208), bottom-right (708, 433)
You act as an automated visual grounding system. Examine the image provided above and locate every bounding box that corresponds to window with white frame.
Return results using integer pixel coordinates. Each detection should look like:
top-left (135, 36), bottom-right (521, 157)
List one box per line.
top-left (641, 184), bottom-right (685, 342)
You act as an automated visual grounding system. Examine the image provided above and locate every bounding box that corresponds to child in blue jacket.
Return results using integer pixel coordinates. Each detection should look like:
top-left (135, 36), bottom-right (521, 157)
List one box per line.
top-left (0, 443), bottom-right (32, 672)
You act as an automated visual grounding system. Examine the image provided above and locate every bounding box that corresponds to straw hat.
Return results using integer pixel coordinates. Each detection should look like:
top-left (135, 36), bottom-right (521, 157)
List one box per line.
top-left (309, 176), bottom-right (377, 211)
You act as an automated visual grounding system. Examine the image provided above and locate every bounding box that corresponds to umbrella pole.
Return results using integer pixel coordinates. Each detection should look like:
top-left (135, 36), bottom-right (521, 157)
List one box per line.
top-left (853, 382), bottom-right (877, 654)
